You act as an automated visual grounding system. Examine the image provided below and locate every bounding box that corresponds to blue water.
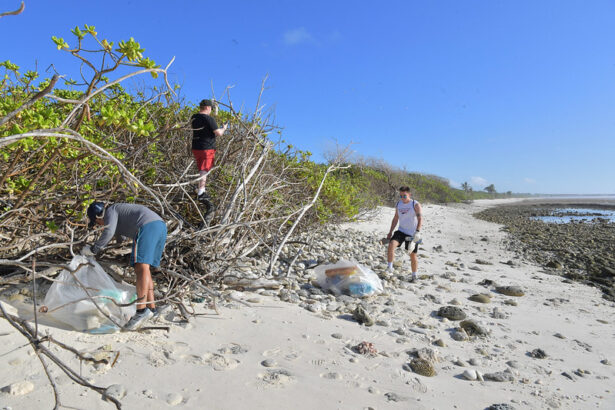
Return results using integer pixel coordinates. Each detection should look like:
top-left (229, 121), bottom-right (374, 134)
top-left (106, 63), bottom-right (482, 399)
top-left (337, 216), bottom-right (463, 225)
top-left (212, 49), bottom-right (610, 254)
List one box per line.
top-left (532, 208), bottom-right (615, 224)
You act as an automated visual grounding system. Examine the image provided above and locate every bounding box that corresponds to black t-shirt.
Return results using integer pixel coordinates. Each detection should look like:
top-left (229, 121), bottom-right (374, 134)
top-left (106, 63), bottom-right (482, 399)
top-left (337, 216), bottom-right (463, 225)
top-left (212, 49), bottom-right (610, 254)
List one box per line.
top-left (191, 113), bottom-right (218, 150)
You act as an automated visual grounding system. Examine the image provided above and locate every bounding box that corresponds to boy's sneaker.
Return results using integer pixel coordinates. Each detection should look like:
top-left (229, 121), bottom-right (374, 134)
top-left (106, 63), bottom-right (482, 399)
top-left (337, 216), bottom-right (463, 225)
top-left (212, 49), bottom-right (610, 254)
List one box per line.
top-left (123, 308), bottom-right (154, 330)
top-left (409, 273), bottom-right (418, 283)
top-left (385, 266), bottom-right (394, 274)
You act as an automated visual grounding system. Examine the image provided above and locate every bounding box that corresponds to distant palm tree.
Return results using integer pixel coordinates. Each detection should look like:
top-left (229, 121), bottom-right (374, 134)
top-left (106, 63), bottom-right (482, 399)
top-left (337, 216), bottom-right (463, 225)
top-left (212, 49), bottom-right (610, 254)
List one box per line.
top-left (461, 182), bottom-right (470, 199)
top-left (484, 184), bottom-right (496, 196)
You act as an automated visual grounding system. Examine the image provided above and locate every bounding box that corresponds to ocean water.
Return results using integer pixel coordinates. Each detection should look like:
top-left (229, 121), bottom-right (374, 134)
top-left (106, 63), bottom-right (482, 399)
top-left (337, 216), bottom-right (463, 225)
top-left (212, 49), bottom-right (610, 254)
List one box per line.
top-left (532, 208), bottom-right (615, 224)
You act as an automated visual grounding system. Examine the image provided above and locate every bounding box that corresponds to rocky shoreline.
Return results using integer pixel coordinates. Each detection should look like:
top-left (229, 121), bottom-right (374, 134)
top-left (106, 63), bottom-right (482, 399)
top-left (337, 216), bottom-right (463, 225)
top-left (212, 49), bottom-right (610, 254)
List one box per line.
top-left (474, 201), bottom-right (615, 301)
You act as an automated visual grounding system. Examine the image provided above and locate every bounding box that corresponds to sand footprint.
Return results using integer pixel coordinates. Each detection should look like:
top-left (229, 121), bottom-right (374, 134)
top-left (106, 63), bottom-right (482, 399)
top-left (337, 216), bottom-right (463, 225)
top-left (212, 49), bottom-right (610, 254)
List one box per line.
top-left (256, 369), bottom-right (295, 388)
top-left (202, 352), bottom-right (240, 371)
top-left (311, 358), bottom-right (326, 367)
top-left (218, 343), bottom-right (250, 355)
top-left (261, 347), bottom-right (281, 357)
top-left (148, 350), bottom-right (176, 368)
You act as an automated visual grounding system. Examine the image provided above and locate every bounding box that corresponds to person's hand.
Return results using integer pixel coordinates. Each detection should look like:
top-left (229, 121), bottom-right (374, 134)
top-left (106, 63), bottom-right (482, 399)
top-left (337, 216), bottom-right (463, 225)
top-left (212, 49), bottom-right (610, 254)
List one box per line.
top-left (412, 231), bottom-right (422, 243)
top-left (81, 245), bottom-right (94, 257)
top-left (386, 232), bottom-right (392, 240)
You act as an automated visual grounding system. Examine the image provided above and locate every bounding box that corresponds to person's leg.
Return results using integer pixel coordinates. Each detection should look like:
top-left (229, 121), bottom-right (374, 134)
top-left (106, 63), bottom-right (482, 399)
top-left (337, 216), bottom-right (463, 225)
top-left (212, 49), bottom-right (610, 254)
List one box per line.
top-left (198, 171), bottom-right (207, 193)
top-left (387, 240), bottom-right (399, 264)
top-left (134, 262), bottom-right (153, 310)
top-left (410, 252), bottom-right (418, 273)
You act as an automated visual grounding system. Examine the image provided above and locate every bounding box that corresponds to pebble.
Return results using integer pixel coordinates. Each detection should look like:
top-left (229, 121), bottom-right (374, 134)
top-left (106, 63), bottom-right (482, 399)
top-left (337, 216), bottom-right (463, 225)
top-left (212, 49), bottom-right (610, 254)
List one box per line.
top-left (495, 286), bottom-right (524, 297)
top-left (600, 359), bottom-right (611, 365)
top-left (261, 359), bottom-right (277, 367)
top-left (451, 328), bottom-right (469, 342)
top-left (2, 381), bottom-right (34, 396)
top-left (528, 348), bottom-right (547, 359)
top-left (307, 303), bottom-right (322, 313)
top-left (166, 393), bottom-right (183, 406)
top-left (331, 333), bottom-right (343, 339)
top-left (433, 339), bottom-right (446, 347)
top-left (103, 384), bottom-right (127, 401)
top-left (407, 358), bottom-right (436, 377)
top-left (459, 320), bottom-right (488, 337)
top-left (484, 371), bottom-right (515, 382)
top-left (461, 369), bottom-right (477, 381)
top-left (487, 404), bottom-right (515, 410)
top-left (437, 306), bottom-right (466, 320)
top-left (469, 294), bottom-right (491, 304)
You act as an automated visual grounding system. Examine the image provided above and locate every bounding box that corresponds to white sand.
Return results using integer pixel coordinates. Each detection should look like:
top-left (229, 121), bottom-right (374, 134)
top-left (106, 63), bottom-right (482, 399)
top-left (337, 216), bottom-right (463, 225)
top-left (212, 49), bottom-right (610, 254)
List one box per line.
top-left (1, 199), bottom-right (614, 409)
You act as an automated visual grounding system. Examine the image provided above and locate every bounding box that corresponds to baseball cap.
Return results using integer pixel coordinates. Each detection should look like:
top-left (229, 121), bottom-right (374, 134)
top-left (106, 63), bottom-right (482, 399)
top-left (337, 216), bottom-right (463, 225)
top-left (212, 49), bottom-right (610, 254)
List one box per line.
top-left (87, 201), bottom-right (105, 228)
top-left (199, 99), bottom-right (213, 108)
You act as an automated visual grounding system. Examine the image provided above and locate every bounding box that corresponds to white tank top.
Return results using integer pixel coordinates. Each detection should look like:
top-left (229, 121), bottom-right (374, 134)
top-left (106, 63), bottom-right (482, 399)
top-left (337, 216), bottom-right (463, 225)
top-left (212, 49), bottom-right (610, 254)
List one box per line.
top-left (397, 199), bottom-right (418, 235)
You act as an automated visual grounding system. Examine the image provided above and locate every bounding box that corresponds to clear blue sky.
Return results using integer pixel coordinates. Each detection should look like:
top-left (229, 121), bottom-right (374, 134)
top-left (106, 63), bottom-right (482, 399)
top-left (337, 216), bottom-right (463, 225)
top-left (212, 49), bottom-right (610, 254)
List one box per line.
top-left (2, 0), bottom-right (614, 194)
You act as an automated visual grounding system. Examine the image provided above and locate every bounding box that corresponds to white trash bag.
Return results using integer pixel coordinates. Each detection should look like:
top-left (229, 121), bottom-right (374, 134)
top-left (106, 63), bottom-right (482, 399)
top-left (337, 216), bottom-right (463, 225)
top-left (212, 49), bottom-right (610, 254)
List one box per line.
top-left (43, 256), bottom-right (136, 333)
top-left (314, 259), bottom-right (383, 297)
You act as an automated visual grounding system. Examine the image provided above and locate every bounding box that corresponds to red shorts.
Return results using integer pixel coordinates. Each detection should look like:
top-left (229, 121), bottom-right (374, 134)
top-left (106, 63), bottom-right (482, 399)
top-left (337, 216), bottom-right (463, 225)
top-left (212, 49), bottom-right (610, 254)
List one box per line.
top-left (192, 149), bottom-right (216, 172)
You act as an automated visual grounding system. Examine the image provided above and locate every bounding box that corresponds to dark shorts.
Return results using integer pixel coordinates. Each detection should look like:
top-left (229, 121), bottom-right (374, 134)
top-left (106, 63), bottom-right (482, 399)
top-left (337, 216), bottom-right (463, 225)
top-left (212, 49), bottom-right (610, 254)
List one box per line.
top-left (131, 220), bottom-right (167, 267)
top-left (192, 149), bottom-right (216, 172)
top-left (391, 230), bottom-right (419, 253)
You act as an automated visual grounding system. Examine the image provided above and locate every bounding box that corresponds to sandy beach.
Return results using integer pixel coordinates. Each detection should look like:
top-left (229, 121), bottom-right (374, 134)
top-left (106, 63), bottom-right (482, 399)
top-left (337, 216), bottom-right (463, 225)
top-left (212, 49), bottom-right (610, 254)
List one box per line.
top-left (1, 199), bottom-right (614, 409)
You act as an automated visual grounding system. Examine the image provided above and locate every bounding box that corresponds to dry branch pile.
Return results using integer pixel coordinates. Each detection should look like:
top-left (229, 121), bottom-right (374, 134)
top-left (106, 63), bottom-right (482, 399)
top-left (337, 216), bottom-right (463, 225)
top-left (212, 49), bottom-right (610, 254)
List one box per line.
top-left (0, 25), bottom-right (347, 407)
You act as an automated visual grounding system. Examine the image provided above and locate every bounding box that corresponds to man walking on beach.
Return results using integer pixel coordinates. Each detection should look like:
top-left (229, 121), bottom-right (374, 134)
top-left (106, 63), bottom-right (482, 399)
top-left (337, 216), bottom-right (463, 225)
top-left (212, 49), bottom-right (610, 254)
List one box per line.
top-left (386, 187), bottom-right (423, 281)
top-left (190, 99), bottom-right (227, 212)
top-left (82, 202), bottom-right (167, 330)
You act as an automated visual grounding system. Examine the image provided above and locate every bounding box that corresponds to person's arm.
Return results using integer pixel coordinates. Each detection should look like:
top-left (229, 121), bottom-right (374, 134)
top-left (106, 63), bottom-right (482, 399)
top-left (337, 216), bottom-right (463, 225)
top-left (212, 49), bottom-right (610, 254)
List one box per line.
top-left (214, 122), bottom-right (228, 137)
top-left (414, 202), bottom-right (423, 232)
top-left (204, 115), bottom-right (227, 138)
top-left (91, 209), bottom-right (118, 254)
top-left (387, 209), bottom-right (399, 239)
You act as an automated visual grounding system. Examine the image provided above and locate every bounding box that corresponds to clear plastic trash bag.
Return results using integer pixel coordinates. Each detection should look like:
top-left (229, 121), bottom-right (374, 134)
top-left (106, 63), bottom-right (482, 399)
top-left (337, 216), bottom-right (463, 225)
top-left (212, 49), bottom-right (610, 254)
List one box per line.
top-left (43, 256), bottom-right (136, 333)
top-left (314, 259), bottom-right (383, 297)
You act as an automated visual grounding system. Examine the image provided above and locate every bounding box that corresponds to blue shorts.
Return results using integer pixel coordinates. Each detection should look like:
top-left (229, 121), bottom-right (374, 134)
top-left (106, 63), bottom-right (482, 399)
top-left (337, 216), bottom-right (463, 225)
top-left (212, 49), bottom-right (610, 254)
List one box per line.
top-left (130, 220), bottom-right (167, 267)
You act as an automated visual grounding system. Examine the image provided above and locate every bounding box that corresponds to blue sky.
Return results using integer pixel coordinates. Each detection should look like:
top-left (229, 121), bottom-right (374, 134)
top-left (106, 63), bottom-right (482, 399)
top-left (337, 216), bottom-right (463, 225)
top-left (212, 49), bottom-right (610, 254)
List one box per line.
top-left (1, 0), bottom-right (614, 194)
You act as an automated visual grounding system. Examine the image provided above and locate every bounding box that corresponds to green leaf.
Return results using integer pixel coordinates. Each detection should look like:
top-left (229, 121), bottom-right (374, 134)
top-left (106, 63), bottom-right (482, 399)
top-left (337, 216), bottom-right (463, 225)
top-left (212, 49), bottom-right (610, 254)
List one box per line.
top-left (51, 36), bottom-right (69, 50)
top-left (116, 37), bottom-right (144, 61)
top-left (71, 26), bottom-right (85, 40)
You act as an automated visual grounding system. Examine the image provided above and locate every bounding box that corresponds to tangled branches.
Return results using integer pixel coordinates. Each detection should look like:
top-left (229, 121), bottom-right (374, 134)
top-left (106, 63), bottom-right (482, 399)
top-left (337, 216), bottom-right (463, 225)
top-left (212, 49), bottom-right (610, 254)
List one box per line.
top-left (0, 25), bottom-right (349, 408)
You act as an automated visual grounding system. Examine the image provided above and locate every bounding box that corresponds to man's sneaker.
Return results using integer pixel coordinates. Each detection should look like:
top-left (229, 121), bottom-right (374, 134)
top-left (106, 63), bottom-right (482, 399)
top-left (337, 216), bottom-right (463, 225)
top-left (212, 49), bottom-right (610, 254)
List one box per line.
top-left (197, 191), bottom-right (211, 202)
top-left (409, 273), bottom-right (418, 283)
top-left (123, 308), bottom-right (154, 330)
top-left (385, 266), bottom-right (394, 274)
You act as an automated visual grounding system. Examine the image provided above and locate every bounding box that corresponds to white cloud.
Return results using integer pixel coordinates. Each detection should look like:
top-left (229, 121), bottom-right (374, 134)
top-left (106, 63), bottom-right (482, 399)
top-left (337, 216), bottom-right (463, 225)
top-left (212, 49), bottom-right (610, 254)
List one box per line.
top-left (449, 179), bottom-right (461, 189)
top-left (523, 177), bottom-right (536, 184)
top-left (283, 27), bottom-right (313, 45)
top-left (470, 176), bottom-right (488, 188)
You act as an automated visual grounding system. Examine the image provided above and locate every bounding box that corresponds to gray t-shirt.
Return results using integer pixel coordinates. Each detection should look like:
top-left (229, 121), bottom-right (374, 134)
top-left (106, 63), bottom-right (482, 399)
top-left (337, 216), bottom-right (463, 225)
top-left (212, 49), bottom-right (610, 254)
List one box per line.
top-left (92, 203), bottom-right (163, 254)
